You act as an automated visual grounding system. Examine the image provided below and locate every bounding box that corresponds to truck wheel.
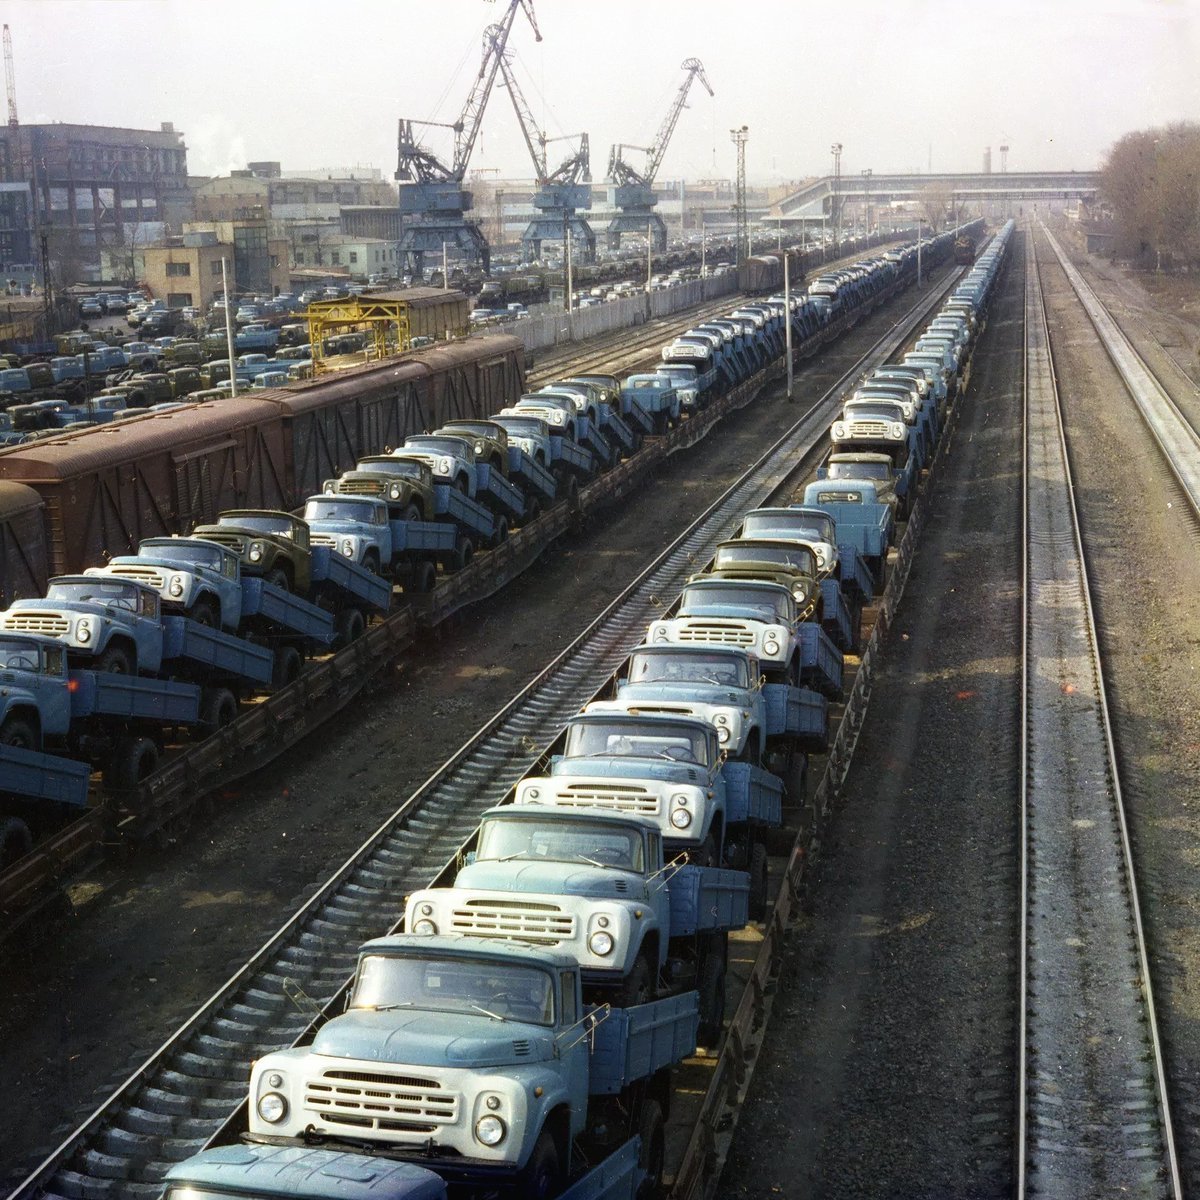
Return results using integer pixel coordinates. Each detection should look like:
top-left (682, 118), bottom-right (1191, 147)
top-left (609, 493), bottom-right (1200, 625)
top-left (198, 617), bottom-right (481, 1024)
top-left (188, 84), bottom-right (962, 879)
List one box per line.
top-left (452, 538), bottom-right (474, 572)
top-left (409, 560), bottom-right (437, 594)
top-left (635, 1099), bottom-right (666, 1200)
top-left (748, 842), bottom-right (770, 921)
top-left (523, 497), bottom-right (542, 525)
top-left (692, 833), bottom-right (718, 868)
top-left (0, 816), bottom-right (33, 869)
top-left (561, 474), bottom-right (580, 510)
top-left (271, 645), bottom-right (302, 690)
top-left (334, 607), bottom-right (366, 649)
top-left (518, 1131), bottom-right (562, 1200)
top-left (264, 567), bottom-right (290, 591)
top-left (696, 945), bottom-right (727, 1047)
top-left (492, 515), bottom-right (509, 547)
top-left (105, 736), bottom-right (159, 790)
top-left (186, 597), bottom-right (218, 628)
top-left (617, 950), bottom-right (653, 1007)
top-left (452, 475), bottom-right (469, 494)
top-left (401, 503), bottom-right (421, 524)
top-left (96, 643), bottom-right (133, 675)
top-left (362, 549), bottom-right (381, 575)
top-left (199, 687), bottom-right (238, 737)
top-left (0, 716), bottom-right (38, 750)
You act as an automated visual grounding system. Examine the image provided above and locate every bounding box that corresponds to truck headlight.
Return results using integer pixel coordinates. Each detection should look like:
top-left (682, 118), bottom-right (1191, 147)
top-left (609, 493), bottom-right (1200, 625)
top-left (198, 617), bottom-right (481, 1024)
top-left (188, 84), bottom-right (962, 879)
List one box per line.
top-left (526, 786), bottom-right (540, 799)
top-left (588, 930), bottom-right (614, 956)
top-left (413, 919), bottom-right (437, 935)
top-left (832, 422), bottom-right (846, 439)
top-left (390, 482), bottom-right (402, 499)
top-left (169, 575), bottom-right (184, 597)
top-left (815, 549), bottom-right (827, 568)
top-left (716, 726), bottom-right (730, 744)
top-left (249, 542), bottom-right (264, 562)
top-left (341, 538), bottom-right (355, 557)
top-left (550, 410), bottom-right (565, 425)
top-left (76, 619), bottom-right (92, 644)
top-left (889, 425), bottom-right (904, 439)
top-left (438, 457), bottom-right (452, 474)
top-left (324, 481), bottom-right (336, 494)
top-left (763, 634), bottom-right (781, 656)
top-left (653, 626), bottom-right (669, 643)
top-left (257, 1092), bottom-right (288, 1124)
top-left (475, 1115), bottom-right (507, 1146)
top-left (713, 712), bottom-right (729, 726)
top-left (474, 441), bottom-right (485, 454)
top-left (671, 808), bottom-right (692, 829)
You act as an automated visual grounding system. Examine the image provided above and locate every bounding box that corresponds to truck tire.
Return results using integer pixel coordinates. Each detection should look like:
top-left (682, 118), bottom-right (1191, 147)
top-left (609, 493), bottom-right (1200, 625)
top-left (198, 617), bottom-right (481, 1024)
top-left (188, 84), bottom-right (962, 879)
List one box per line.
top-left (692, 832), bottom-right (718, 868)
top-left (492, 515), bottom-right (509, 546)
top-left (96, 643), bottom-right (133, 675)
top-left (334, 607), bottom-right (365, 649)
top-left (271, 645), bottom-right (302, 690)
top-left (0, 716), bottom-right (38, 750)
top-left (199, 687), bottom-right (238, 737)
top-left (362, 549), bottom-right (381, 575)
top-left (561, 474), bottom-right (580, 510)
top-left (105, 736), bottom-right (159, 790)
top-left (523, 497), bottom-right (542, 525)
top-left (617, 950), bottom-right (653, 1007)
top-left (401, 503), bottom-right (421, 524)
top-left (748, 842), bottom-right (770, 921)
top-left (452, 475), bottom-right (469, 495)
top-left (409, 560), bottom-right (437, 594)
top-left (452, 538), bottom-right (475, 572)
top-left (0, 816), bottom-right (33, 869)
top-left (696, 943), bottom-right (727, 1047)
top-left (635, 1099), bottom-right (666, 1200)
top-left (264, 567), bottom-right (290, 591)
top-left (186, 597), bottom-right (218, 628)
top-left (518, 1130), bottom-right (562, 1200)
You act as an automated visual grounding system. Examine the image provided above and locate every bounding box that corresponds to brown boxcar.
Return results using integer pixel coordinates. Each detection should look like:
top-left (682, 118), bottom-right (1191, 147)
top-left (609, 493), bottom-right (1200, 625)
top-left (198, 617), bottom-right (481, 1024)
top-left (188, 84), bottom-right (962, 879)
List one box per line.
top-left (0, 399), bottom-right (290, 574)
top-left (367, 287), bottom-right (471, 342)
top-left (0, 480), bottom-right (49, 605)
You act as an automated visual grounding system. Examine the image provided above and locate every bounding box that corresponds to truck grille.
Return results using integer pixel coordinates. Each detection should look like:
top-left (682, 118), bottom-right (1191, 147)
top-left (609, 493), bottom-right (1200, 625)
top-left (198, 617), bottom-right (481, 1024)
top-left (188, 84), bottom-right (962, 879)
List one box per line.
top-left (675, 622), bottom-right (755, 646)
top-left (450, 899), bottom-right (575, 943)
top-left (305, 1068), bottom-right (458, 1134)
top-left (106, 565), bottom-right (166, 588)
top-left (846, 420), bottom-right (892, 437)
top-left (554, 783), bottom-right (660, 815)
top-left (338, 478), bottom-right (385, 497)
top-left (2, 613), bottom-right (70, 635)
top-left (309, 533), bottom-right (338, 548)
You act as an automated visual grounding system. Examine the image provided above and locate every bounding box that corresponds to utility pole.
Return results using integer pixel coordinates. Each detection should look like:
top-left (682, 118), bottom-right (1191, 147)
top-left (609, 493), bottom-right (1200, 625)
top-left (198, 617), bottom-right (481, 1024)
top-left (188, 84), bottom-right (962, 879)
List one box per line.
top-left (565, 224), bottom-right (573, 314)
top-left (731, 124), bottom-right (749, 263)
top-left (783, 250), bottom-right (793, 402)
top-left (830, 142), bottom-right (842, 252)
top-left (222, 257), bottom-right (237, 397)
top-left (700, 208), bottom-right (706, 278)
top-left (442, 241), bottom-right (449, 291)
top-left (861, 167), bottom-right (872, 236)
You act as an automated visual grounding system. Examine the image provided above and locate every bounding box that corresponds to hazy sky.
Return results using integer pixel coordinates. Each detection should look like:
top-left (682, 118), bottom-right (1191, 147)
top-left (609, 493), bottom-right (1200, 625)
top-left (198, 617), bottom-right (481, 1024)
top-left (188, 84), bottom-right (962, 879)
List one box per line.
top-left (9, 0), bottom-right (1200, 184)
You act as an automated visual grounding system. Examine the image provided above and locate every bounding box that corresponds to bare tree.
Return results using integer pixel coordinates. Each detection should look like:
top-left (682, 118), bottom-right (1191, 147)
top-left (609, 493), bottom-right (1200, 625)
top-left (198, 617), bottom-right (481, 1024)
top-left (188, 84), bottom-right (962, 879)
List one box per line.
top-left (919, 182), bottom-right (953, 232)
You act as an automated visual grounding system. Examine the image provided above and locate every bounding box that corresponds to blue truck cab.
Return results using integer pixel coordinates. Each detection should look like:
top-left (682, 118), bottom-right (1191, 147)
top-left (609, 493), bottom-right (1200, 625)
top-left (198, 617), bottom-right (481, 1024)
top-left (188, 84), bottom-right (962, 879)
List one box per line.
top-left (91, 537), bottom-right (245, 630)
top-left (621, 374), bottom-right (682, 431)
top-left (1, 575), bottom-right (164, 674)
top-left (246, 934), bottom-right (696, 1195)
top-left (0, 633), bottom-right (72, 746)
top-left (402, 433), bottom-right (479, 496)
top-left (802, 479), bottom-right (894, 587)
top-left (515, 710), bottom-right (782, 866)
top-left (739, 507), bottom-right (875, 604)
top-left (819, 451), bottom-right (908, 516)
top-left (490, 413), bottom-right (555, 469)
top-left (652, 364), bottom-right (699, 414)
top-left (302, 494), bottom-right (393, 573)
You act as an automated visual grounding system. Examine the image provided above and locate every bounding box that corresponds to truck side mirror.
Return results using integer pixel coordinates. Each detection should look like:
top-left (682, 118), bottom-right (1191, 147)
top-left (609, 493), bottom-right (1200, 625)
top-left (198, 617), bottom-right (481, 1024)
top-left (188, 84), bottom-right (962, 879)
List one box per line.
top-left (463, 850), bottom-right (477, 866)
top-left (756, 675), bottom-right (767, 691)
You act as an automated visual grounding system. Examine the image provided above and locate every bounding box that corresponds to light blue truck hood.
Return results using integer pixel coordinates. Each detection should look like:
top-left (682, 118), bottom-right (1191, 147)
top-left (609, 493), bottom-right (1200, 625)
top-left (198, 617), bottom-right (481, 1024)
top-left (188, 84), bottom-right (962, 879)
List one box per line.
top-left (313, 1009), bottom-right (554, 1068)
top-left (457, 859), bottom-right (643, 899)
top-left (616, 681), bottom-right (747, 706)
top-left (550, 756), bottom-right (708, 785)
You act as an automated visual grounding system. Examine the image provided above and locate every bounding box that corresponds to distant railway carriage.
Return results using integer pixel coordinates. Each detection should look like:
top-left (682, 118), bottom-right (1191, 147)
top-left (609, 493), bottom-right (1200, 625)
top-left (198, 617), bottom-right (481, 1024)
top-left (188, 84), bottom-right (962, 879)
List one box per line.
top-left (954, 234), bottom-right (978, 264)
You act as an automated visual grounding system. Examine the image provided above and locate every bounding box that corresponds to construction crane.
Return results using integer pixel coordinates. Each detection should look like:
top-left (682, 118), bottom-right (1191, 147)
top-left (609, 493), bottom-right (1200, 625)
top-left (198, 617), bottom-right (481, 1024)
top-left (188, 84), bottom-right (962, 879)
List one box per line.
top-left (3, 25), bottom-right (17, 128)
top-left (606, 57), bottom-right (713, 252)
top-left (395, 0), bottom-right (540, 276)
top-left (492, 34), bottom-right (594, 264)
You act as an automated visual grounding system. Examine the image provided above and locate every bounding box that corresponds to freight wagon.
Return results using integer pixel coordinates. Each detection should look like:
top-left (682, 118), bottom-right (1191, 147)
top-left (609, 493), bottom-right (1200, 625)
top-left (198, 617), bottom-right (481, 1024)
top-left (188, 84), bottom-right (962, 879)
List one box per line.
top-left (0, 335), bottom-right (524, 589)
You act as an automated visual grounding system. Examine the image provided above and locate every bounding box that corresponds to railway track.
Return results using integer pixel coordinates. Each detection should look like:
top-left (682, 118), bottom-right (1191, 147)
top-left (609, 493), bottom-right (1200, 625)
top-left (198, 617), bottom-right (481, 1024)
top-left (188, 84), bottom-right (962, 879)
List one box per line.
top-left (6, 269), bottom-right (964, 1200)
top-left (1018, 228), bottom-right (1181, 1197)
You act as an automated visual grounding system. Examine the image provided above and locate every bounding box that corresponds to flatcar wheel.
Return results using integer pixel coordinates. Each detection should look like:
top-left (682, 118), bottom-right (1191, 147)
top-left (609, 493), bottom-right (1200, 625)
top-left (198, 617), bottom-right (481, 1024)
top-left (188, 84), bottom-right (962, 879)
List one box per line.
top-left (0, 816), bottom-right (33, 870)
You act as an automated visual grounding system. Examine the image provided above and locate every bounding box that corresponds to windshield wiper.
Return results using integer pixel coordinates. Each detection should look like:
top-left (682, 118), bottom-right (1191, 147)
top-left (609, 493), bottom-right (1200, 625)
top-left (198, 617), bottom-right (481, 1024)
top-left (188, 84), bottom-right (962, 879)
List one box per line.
top-left (497, 850), bottom-right (530, 862)
top-left (469, 1003), bottom-right (508, 1022)
top-left (575, 854), bottom-right (617, 870)
top-left (362, 1002), bottom-right (414, 1012)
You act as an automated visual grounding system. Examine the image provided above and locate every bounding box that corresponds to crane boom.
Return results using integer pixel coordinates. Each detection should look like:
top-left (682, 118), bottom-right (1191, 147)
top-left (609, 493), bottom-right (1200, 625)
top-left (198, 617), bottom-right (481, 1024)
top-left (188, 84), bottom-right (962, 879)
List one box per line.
top-left (396, 0), bottom-right (540, 185)
top-left (4, 25), bottom-right (17, 128)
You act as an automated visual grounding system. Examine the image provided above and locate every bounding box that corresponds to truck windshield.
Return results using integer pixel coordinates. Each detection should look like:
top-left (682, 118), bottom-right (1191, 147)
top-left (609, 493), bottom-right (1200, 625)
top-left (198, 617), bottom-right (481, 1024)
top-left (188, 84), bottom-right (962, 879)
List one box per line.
top-left (829, 461), bottom-right (890, 481)
top-left (627, 378), bottom-right (667, 390)
top-left (47, 579), bottom-right (140, 610)
top-left (565, 720), bottom-right (710, 766)
top-left (0, 638), bottom-right (42, 671)
top-left (367, 457), bottom-right (427, 478)
top-left (715, 544), bottom-right (816, 575)
top-left (351, 954), bottom-right (555, 1025)
top-left (628, 649), bottom-right (749, 688)
top-left (141, 542), bottom-right (224, 569)
top-left (656, 367), bottom-right (696, 383)
top-left (495, 418), bottom-right (545, 437)
top-left (845, 402), bottom-right (904, 421)
top-left (220, 514), bottom-right (294, 536)
top-left (478, 817), bottom-right (645, 871)
top-left (406, 437), bottom-right (469, 456)
top-left (303, 499), bottom-right (373, 522)
top-left (679, 583), bottom-right (790, 623)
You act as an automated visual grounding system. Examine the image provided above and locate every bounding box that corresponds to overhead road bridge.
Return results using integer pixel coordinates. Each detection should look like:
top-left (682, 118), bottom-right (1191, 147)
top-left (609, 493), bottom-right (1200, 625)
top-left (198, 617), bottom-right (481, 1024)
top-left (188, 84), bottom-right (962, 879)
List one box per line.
top-left (771, 171), bottom-right (1101, 221)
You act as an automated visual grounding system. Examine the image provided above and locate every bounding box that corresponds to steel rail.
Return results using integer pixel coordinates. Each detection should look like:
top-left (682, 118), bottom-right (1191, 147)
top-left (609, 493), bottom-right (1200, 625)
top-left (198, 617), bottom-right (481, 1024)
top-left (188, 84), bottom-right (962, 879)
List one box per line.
top-left (7, 268), bottom-right (959, 1200)
top-left (1019, 227), bottom-right (1181, 1198)
top-left (1039, 222), bottom-right (1200, 518)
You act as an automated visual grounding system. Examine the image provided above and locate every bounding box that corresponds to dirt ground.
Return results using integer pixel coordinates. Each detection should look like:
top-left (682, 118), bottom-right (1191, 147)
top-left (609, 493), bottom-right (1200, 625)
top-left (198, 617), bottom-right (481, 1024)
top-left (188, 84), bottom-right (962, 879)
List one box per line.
top-left (0, 284), bottom-right (935, 1182)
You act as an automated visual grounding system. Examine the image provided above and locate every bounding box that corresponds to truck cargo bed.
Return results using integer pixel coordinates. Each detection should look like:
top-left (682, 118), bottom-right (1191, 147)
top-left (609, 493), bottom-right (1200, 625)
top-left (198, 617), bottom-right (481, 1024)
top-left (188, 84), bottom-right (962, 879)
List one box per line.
top-left (588, 991), bottom-right (699, 1096)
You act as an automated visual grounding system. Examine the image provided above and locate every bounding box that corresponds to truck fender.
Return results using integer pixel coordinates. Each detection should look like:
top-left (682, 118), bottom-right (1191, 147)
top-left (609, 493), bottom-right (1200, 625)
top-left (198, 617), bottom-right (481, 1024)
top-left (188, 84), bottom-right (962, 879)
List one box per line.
top-left (521, 1077), bottom-right (574, 1168)
top-left (0, 700), bottom-right (42, 750)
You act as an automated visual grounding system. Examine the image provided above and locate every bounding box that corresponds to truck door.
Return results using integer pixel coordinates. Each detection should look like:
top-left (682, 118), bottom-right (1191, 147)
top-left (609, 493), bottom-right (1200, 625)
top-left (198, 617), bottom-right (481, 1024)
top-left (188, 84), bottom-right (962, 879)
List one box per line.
top-left (559, 971), bottom-right (589, 1138)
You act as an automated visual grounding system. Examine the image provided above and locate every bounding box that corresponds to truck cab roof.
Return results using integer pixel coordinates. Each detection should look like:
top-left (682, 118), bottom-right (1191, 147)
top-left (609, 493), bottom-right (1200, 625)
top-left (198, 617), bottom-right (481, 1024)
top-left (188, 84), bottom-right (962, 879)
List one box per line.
top-left (361, 932), bottom-right (576, 971)
top-left (480, 802), bottom-right (662, 837)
